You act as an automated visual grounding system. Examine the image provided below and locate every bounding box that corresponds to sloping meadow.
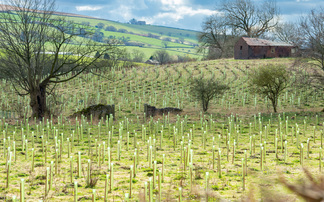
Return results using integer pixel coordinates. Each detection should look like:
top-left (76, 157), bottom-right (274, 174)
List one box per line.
top-left (0, 58), bottom-right (323, 201)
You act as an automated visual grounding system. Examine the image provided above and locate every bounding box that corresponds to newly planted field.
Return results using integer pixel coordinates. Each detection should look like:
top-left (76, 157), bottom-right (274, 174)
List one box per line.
top-left (0, 58), bottom-right (323, 201)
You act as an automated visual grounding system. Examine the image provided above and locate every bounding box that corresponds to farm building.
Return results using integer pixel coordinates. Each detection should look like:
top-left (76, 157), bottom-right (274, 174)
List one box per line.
top-left (145, 59), bottom-right (160, 65)
top-left (234, 37), bottom-right (295, 59)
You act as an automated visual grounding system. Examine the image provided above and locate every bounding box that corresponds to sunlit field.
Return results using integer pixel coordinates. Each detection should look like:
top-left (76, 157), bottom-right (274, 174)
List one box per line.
top-left (0, 58), bottom-right (323, 201)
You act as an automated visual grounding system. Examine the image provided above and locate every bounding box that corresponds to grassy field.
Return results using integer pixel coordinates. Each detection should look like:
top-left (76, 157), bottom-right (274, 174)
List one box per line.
top-left (0, 58), bottom-right (323, 201)
top-left (2, 10), bottom-right (202, 60)
top-left (64, 16), bottom-right (202, 60)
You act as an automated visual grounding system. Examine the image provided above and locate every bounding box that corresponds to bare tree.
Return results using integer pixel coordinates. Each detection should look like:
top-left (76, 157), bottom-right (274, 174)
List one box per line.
top-left (0, 0), bottom-right (116, 119)
top-left (198, 15), bottom-right (238, 59)
top-left (274, 22), bottom-right (303, 47)
top-left (153, 50), bottom-right (170, 65)
top-left (300, 7), bottom-right (324, 70)
top-left (221, 0), bottom-right (279, 38)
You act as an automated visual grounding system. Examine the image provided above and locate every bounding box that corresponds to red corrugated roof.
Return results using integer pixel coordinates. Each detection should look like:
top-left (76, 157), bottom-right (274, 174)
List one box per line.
top-left (242, 37), bottom-right (293, 47)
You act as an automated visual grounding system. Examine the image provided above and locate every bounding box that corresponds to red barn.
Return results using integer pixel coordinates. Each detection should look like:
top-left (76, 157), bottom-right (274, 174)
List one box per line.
top-left (234, 37), bottom-right (295, 59)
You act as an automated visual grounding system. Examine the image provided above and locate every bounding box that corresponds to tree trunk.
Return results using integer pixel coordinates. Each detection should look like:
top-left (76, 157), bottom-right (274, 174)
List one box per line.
top-left (203, 100), bottom-right (209, 112)
top-left (271, 99), bottom-right (277, 113)
top-left (30, 84), bottom-right (48, 119)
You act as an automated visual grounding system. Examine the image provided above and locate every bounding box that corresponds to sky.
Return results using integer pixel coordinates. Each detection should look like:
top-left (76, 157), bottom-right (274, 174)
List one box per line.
top-left (55, 0), bottom-right (324, 31)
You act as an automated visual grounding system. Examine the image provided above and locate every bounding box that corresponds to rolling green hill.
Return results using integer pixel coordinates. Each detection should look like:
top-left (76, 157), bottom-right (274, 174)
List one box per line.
top-left (63, 15), bottom-right (202, 60)
top-left (0, 4), bottom-right (203, 61)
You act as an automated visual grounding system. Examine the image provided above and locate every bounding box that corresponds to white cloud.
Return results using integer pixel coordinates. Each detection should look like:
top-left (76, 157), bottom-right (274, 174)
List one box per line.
top-left (110, 5), bottom-right (133, 20)
top-left (142, 6), bottom-right (218, 24)
top-left (75, 5), bottom-right (103, 11)
top-left (279, 13), bottom-right (306, 23)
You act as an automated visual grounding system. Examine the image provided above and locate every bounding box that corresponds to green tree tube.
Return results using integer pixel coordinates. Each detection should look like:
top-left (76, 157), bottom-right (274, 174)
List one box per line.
top-left (320, 147), bottom-right (322, 172)
top-left (189, 163), bottom-right (193, 191)
top-left (20, 178), bottom-right (24, 202)
top-left (158, 170), bottom-right (161, 200)
top-left (117, 140), bottom-right (121, 160)
top-left (162, 154), bottom-right (165, 182)
top-left (321, 130), bottom-right (323, 148)
top-left (179, 187), bottom-right (182, 202)
top-left (242, 158), bottom-right (245, 191)
top-left (6, 160), bottom-right (10, 189)
top-left (132, 152), bottom-right (136, 177)
top-left (244, 150), bottom-right (247, 176)
top-left (31, 148), bottom-right (35, 172)
top-left (45, 167), bottom-right (49, 197)
top-left (50, 161), bottom-right (53, 190)
top-left (284, 141), bottom-right (288, 162)
top-left (149, 146), bottom-right (152, 168)
top-left (104, 174), bottom-right (109, 201)
top-left (149, 177), bottom-right (153, 202)
top-left (232, 141), bottom-right (236, 164)
top-left (110, 163), bottom-right (114, 192)
top-left (70, 156), bottom-right (73, 183)
top-left (314, 126), bottom-right (316, 143)
top-left (260, 146), bottom-right (263, 171)
top-left (25, 140), bottom-right (28, 160)
top-left (127, 132), bottom-right (129, 151)
top-left (307, 138), bottom-right (310, 159)
top-left (92, 189), bottom-right (96, 202)
top-left (130, 165), bottom-right (133, 197)
top-left (144, 182), bottom-right (148, 201)
top-left (153, 161), bottom-right (157, 188)
top-left (212, 146), bottom-right (215, 169)
top-left (55, 149), bottom-right (58, 174)
top-left (300, 143), bottom-right (304, 166)
top-left (87, 159), bottom-right (91, 185)
top-left (125, 193), bottom-right (129, 202)
top-left (74, 181), bottom-right (78, 202)
top-left (78, 152), bottom-right (81, 177)
top-left (217, 148), bottom-right (222, 178)
top-left (275, 138), bottom-right (278, 159)
top-left (108, 147), bottom-right (111, 170)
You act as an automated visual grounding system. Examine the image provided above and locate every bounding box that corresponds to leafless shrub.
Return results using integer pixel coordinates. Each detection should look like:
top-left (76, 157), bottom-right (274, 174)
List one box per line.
top-left (280, 168), bottom-right (324, 201)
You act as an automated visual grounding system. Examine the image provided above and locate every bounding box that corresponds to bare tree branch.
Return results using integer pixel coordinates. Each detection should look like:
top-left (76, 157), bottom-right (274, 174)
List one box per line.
top-left (0, 0), bottom-right (118, 118)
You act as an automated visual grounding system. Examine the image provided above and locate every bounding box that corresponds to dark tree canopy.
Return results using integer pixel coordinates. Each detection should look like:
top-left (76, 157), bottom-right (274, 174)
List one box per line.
top-left (190, 77), bottom-right (229, 112)
top-left (0, 0), bottom-right (116, 119)
top-left (249, 64), bottom-right (290, 113)
top-left (153, 50), bottom-right (170, 65)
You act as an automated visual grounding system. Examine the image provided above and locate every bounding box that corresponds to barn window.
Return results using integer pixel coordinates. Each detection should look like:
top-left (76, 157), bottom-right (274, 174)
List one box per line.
top-left (271, 47), bottom-right (275, 53)
top-left (291, 48), bottom-right (296, 54)
top-left (240, 46), bottom-right (242, 50)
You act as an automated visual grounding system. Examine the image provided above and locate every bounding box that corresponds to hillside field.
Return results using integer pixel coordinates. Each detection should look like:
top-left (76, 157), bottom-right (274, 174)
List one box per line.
top-left (0, 58), bottom-right (323, 201)
top-left (64, 16), bottom-right (202, 60)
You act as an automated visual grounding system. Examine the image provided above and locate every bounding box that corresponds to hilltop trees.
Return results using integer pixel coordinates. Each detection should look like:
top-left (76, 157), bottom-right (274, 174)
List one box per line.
top-left (0, 0), bottom-right (116, 119)
top-left (199, 0), bottom-right (279, 59)
top-left (198, 15), bottom-right (237, 59)
top-left (300, 7), bottom-right (324, 70)
top-left (274, 22), bottom-right (303, 47)
top-left (221, 0), bottom-right (279, 38)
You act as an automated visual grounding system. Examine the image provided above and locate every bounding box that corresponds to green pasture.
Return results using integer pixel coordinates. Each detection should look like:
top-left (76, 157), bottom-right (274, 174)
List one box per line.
top-left (0, 58), bottom-right (323, 201)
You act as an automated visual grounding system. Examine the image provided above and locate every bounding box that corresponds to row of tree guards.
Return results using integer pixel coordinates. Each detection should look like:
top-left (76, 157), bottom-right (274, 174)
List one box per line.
top-left (1, 111), bottom-right (323, 201)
